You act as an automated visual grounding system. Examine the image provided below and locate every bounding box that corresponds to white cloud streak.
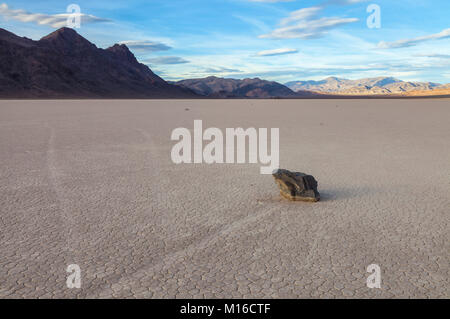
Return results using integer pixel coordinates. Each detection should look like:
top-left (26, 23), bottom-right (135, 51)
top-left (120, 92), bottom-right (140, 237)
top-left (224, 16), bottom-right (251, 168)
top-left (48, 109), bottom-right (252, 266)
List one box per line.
top-left (415, 53), bottom-right (450, 59)
top-left (260, 17), bottom-right (358, 39)
top-left (256, 48), bottom-right (298, 56)
top-left (203, 67), bottom-right (242, 74)
top-left (260, 2), bottom-right (359, 39)
top-left (377, 28), bottom-right (450, 49)
top-left (143, 56), bottom-right (189, 65)
top-left (279, 6), bottom-right (322, 26)
top-left (0, 3), bottom-right (110, 28)
top-left (119, 40), bottom-right (172, 52)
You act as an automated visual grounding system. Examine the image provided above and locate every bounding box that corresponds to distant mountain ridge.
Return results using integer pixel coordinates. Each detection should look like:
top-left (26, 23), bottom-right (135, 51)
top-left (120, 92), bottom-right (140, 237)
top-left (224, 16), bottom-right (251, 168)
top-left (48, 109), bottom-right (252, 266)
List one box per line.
top-left (173, 76), bottom-right (312, 98)
top-left (0, 27), bottom-right (197, 98)
top-left (285, 76), bottom-right (443, 95)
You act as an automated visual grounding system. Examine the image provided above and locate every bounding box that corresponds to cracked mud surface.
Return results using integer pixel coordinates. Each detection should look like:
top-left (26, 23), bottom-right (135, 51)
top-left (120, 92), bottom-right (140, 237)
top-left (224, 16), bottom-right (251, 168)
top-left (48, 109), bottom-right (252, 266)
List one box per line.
top-left (0, 99), bottom-right (449, 298)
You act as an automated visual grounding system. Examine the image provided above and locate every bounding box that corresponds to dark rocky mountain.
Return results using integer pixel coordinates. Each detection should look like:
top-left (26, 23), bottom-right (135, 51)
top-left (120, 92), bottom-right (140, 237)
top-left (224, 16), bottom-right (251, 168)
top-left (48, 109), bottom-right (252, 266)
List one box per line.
top-left (285, 76), bottom-right (442, 95)
top-left (0, 27), bottom-right (198, 98)
top-left (173, 76), bottom-right (311, 98)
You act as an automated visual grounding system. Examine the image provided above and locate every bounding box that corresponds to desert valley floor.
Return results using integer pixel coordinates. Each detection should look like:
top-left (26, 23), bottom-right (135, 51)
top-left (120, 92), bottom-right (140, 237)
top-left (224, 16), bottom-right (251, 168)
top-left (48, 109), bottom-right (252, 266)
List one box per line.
top-left (0, 99), bottom-right (449, 298)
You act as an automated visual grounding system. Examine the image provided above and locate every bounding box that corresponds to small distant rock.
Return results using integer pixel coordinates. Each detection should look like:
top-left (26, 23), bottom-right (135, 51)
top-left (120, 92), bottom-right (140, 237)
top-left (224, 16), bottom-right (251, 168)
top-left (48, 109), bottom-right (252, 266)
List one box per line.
top-left (272, 169), bottom-right (320, 202)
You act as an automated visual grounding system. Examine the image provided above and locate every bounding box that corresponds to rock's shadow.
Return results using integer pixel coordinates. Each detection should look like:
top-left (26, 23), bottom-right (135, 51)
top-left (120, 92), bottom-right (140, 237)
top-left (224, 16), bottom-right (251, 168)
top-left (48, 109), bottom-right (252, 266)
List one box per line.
top-left (319, 186), bottom-right (376, 202)
top-left (257, 187), bottom-right (377, 204)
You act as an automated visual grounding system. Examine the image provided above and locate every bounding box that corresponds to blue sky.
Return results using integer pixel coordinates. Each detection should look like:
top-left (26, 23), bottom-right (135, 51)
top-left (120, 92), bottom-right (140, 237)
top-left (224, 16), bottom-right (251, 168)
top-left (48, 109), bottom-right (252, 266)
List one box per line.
top-left (1, 0), bottom-right (449, 83)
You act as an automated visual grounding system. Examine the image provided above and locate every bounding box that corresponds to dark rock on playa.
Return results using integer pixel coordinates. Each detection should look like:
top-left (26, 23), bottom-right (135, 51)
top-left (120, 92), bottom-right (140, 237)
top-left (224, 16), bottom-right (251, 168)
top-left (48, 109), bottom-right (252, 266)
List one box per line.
top-left (272, 169), bottom-right (320, 202)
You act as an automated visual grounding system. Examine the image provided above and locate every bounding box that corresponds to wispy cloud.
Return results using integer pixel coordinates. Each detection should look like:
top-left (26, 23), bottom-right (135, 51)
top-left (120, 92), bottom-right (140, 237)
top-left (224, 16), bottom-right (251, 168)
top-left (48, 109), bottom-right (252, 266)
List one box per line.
top-left (256, 48), bottom-right (298, 56)
top-left (260, 3), bottom-right (359, 39)
top-left (204, 67), bottom-right (242, 74)
top-left (415, 53), bottom-right (450, 59)
top-left (233, 14), bottom-right (270, 33)
top-left (377, 28), bottom-right (450, 49)
top-left (0, 3), bottom-right (110, 28)
top-left (279, 6), bottom-right (322, 26)
top-left (260, 17), bottom-right (358, 39)
top-left (143, 56), bottom-right (189, 65)
top-left (119, 40), bottom-right (172, 52)
top-left (165, 66), bottom-right (243, 80)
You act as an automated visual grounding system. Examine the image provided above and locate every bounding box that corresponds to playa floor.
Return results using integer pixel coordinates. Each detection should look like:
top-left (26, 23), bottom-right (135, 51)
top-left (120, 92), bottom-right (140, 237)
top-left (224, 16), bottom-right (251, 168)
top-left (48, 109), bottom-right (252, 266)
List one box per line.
top-left (0, 99), bottom-right (449, 298)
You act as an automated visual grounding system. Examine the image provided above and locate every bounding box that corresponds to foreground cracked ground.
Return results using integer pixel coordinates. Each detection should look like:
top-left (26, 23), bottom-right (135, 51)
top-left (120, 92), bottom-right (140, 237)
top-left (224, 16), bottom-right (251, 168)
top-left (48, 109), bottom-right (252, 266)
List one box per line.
top-left (0, 99), bottom-right (449, 298)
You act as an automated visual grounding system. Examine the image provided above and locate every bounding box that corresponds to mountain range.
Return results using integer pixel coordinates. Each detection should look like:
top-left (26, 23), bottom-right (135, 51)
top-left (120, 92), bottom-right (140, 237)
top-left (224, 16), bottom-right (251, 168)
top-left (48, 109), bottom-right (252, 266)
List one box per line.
top-left (172, 76), bottom-right (450, 98)
top-left (285, 77), bottom-right (445, 95)
top-left (172, 76), bottom-right (316, 98)
top-left (0, 27), bottom-right (449, 98)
